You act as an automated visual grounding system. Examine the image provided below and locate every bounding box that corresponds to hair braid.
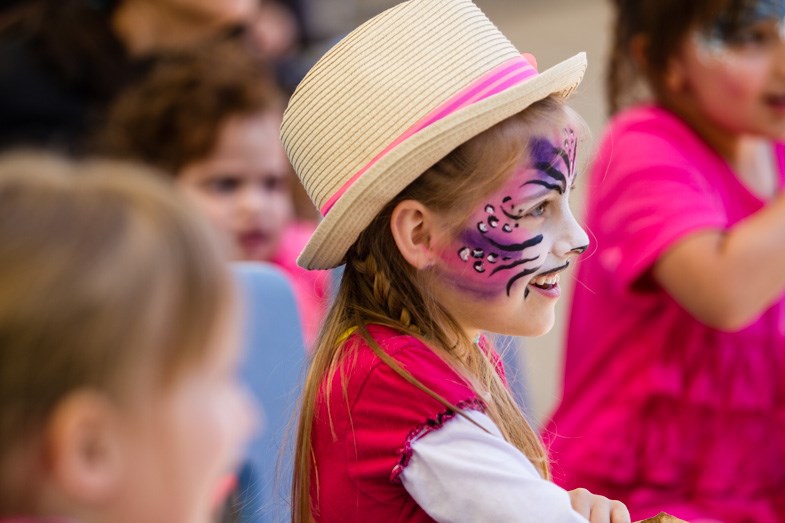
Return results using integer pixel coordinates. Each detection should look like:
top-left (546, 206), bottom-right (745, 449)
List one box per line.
top-left (351, 251), bottom-right (420, 334)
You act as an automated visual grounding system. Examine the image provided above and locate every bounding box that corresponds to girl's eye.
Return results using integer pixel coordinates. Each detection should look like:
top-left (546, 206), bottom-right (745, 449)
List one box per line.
top-left (726, 21), bottom-right (780, 47)
top-left (733, 28), bottom-right (768, 45)
top-left (527, 201), bottom-right (549, 218)
top-left (263, 176), bottom-right (289, 193)
top-left (205, 176), bottom-right (241, 193)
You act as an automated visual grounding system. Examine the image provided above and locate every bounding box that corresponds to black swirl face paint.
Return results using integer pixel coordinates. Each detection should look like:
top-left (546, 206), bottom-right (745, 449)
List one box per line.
top-left (440, 128), bottom-right (578, 299)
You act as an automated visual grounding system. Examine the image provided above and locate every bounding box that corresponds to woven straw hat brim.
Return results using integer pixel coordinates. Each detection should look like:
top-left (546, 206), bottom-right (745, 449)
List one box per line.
top-left (298, 51), bottom-right (586, 270)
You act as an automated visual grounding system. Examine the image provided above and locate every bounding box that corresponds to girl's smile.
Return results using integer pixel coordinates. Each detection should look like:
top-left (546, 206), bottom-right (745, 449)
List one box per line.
top-left (527, 262), bottom-right (570, 299)
top-left (237, 228), bottom-right (273, 255)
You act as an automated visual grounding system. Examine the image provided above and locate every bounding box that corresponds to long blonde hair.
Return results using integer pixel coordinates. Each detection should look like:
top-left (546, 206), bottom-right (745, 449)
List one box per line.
top-left (292, 96), bottom-right (580, 522)
top-left (0, 152), bottom-right (232, 512)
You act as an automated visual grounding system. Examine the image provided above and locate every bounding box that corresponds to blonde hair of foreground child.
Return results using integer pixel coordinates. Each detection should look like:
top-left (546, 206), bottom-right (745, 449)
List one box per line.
top-left (0, 153), bottom-right (254, 523)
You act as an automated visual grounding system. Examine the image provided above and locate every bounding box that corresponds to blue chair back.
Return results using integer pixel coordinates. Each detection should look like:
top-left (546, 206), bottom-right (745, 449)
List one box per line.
top-left (493, 334), bottom-right (533, 422)
top-left (232, 262), bottom-right (307, 523)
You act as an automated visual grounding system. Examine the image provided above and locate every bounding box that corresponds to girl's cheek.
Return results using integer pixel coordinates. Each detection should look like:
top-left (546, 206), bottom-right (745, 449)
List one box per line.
top-left (439, 223), bottom-right (546, 298)
top-left (718, 60), bottom-right (769, 94)
top-left (695, 37), bottom-right (774, 87)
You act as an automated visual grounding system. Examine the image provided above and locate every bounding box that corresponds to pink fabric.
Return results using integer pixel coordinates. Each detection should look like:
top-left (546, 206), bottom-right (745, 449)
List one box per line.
top-left (544, 105), bottom-right (785, 523)
top-left (320, 55), bottom-right (538, 215)
top-left (270, 221), bottom-right (330, 349)
top-left (310, 325), bottom-right (488, 522)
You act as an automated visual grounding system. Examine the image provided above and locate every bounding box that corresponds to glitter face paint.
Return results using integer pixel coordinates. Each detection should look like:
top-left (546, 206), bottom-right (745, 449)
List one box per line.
top-left (438, 127), bottom-right (581, 300)
top-left (697, 0), bottom-right (785, 62)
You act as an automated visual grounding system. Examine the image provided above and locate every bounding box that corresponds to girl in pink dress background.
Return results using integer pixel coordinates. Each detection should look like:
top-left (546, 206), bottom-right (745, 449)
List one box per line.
top-left (545, 1), bottom-right (785, 521)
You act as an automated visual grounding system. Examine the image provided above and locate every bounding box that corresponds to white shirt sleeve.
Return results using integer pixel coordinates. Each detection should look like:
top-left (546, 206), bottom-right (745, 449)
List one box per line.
top-left (399, 410), bottom-right (589, 523)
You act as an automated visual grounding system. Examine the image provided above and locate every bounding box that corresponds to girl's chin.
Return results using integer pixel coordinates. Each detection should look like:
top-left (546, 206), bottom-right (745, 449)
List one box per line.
top-left (516, 310), bottom-right (557, 337)
top-left (529, 323), bottom-right (556, 337)
top-left (481, 315), bottom-right (555, 338)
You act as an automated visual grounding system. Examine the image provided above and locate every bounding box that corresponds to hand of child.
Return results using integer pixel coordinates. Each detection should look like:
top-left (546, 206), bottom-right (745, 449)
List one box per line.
top-left (569, 488), bottom-right (631, 523)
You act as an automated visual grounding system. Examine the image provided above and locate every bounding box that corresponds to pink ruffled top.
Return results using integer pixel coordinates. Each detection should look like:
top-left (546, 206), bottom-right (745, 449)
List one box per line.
top-left (310, 325), bottom-right (492, 522)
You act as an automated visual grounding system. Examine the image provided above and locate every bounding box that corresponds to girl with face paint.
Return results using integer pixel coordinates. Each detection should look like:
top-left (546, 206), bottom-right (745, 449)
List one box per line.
top-left (281, 1), bottom-right (632, 521)
top-left (545, 1), bottom-right (785, 522)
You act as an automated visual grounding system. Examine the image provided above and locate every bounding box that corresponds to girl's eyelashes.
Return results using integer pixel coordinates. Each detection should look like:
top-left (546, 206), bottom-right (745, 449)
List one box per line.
top-left (729, 24), bottom-right (776, 46)
top-left (204, 175), bottom-right (241, 194)
top-left (709, 19), bottom-right (784, 48)
top-left (526, 200), bottom-right (549, 218)
top-left (512, 190), bottom-right (570, 220)
top-left (264, 177), bottom-right (283, 192)
top-left (263, 175), bottom-right (292, 193)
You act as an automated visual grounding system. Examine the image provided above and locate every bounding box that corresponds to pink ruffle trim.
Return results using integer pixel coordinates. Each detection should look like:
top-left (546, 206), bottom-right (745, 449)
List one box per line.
top-left (390, 397), bottom-right (487, 483)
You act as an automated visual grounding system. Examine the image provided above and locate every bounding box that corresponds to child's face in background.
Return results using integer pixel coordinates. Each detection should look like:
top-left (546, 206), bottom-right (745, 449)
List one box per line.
top-left (673, 0), bottom-right (785, 140)
top-left (111, 300), bottom-right (257, 523)
top-left (178, 111), bottom-right (294, 262)
top-left (431, 125), bottom-right (588, 338)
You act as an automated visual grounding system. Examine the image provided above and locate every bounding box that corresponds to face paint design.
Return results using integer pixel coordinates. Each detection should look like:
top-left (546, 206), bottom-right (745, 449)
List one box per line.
top-left (697, 0), bottom-right (785, 61)
top-left (446, 127), bottom-right (578, 299)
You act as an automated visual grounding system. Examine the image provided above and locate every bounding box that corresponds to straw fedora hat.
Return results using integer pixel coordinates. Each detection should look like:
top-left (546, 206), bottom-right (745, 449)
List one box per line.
top-left (281, 0), bottom-right (586, 269)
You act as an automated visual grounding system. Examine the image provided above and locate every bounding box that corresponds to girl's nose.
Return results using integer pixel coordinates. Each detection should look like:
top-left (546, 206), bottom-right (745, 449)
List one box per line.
top-left (553, 211), bottom-right (589, 259)
top-left (239, 188), bottom-right (268, 216)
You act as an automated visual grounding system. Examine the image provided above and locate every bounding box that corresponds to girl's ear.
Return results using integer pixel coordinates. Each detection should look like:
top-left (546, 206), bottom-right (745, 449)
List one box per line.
top-left (664, 58), bottom-right (687, 93)
top-left (663, 43), bottom-right (689, 94)
top-left (46, 390), bottom-right (124, 505)
top-left (630, 34), bottom-right (649, 69)
top-left (390, 199), bottom-right (439, 270)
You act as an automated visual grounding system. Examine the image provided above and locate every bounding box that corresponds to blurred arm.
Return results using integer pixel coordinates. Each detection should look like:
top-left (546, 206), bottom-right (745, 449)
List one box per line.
top-left (653, 191), bottom-right (785, 331)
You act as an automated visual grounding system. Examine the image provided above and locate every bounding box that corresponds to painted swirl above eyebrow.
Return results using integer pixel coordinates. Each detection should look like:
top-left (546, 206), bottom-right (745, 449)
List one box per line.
top-left (528, 134), bottom-right (576, 194)
top-left (522, 179), bottom-right (564, 194)
top-left (534, 162), bottom-right (568, 193)
top-left (556, 147), bottom-right (572, 174)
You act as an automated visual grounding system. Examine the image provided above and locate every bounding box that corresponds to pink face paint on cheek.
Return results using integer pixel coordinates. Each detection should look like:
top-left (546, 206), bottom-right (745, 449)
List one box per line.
top-left (437, 128), bottom-right (578, 299)
top-left (438, 203), bottom-right (546, 299)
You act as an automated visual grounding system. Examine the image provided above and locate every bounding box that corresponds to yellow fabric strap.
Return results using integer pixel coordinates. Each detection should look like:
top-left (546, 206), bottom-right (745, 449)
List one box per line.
top-left (336, 326), bottom-right (358, 344)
